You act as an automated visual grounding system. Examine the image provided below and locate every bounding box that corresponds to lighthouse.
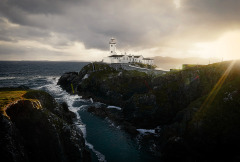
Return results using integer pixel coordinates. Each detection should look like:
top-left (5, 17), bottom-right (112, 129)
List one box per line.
top-left (109, 38), bottom-right (117, 54)
top-left (102, 38), bottom-right (154, 65)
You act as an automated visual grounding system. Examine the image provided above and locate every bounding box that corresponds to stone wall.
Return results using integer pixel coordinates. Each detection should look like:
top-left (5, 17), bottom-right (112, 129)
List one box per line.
top-left (108, 63), bottom-right (166, 75)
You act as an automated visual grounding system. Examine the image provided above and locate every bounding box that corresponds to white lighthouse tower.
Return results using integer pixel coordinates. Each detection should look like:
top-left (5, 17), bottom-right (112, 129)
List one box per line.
top-left (109, 38), bottom-right (117, 54)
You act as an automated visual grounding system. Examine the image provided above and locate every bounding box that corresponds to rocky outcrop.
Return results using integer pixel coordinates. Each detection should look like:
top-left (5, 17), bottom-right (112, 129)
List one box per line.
top-left (0, 113), bottom-right (26, 162)
top-left (58, 61), bottom-right (240, 161)
top-left (57, 72), bottom-right (81, 94)
top-left (0, 89), bottom-right (91, 162)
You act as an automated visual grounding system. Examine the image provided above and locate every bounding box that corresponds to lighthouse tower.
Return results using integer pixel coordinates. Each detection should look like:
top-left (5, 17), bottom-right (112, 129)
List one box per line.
top-left (109, 38), bottom-right (117, 54)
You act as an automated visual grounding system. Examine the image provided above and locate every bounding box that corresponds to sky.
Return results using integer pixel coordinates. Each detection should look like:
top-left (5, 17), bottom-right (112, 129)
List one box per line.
top-left (0, 0), bottom-right (240, 61)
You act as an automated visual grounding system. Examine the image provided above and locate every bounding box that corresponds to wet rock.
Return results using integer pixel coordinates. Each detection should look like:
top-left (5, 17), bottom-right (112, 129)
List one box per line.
top-left (87, 106), bottom-right (108, 118)
top-left (57, 72), bottom-right (81, 94)
top-left (122, 122), bottom-right (138, 135)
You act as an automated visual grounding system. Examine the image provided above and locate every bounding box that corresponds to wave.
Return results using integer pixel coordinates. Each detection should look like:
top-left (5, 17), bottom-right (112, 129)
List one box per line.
top-left (86, 142), bottom-right (106, 162)
top-left (0, 76), bottom-right (17, 80)
top-left (0, 75), bottom-right (53, 80)
top-left (36, 76), bottom-right (107, 162)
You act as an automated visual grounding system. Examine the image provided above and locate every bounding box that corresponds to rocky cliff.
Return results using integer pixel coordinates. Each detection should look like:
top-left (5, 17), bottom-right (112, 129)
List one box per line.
top-left (58, 61), bottom-right (240, 161)
top-left (0, 87), bottom-right (91, 162)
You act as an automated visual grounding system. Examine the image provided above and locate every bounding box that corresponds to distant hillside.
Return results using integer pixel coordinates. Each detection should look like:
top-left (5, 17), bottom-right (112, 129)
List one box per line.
top-left (152, 56), bottom-right (221, 70)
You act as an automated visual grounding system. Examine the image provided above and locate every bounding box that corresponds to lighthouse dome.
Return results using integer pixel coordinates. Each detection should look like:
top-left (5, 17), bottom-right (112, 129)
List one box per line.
top-left (109, 38), bottom-right (116, 44)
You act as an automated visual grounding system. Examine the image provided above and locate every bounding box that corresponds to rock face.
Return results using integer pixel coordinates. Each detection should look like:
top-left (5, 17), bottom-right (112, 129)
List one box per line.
top-left (57, 72), bottom-right (81, 94)
top-left (58, 61), bottom-right (240, 161)
top-left (0, 89), bottom-right (91, 162)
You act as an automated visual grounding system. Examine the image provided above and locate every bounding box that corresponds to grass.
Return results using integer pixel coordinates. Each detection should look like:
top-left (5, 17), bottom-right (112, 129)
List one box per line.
top-left (0, 90), bottom-right (42, 118)
top-left (0, 91), bottom-right (27, 109)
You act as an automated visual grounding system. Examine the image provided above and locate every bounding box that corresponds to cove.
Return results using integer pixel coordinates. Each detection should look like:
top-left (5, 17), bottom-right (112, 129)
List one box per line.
top-left (78, 109), bottom-right (160, 162)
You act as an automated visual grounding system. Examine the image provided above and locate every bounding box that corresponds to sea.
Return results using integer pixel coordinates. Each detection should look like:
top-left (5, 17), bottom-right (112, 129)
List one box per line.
top-left (0, 61), bottom-right (159, 162)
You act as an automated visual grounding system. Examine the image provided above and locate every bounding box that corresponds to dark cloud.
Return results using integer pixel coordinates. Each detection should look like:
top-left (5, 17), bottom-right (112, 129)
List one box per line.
top-left (182, 0), bottom-right (240, 19)
top-left (0, 0), bottom-right (178, 50)
top-left (180, 0), bottom-right (240, 37)
top-left (1, 0), bottom-right (79, 15)
top-left (0, 0), bottom-right (240, 60)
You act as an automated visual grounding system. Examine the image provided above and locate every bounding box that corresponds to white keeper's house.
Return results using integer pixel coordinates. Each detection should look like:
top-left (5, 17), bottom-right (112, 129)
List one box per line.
top-left (103, 38), bottom-right (154, 65)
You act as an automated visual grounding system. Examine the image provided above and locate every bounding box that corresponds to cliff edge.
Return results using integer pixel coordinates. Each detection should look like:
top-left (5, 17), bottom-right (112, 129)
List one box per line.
top-left (58, 61), bottom-right (240, 161)
top-left (0, 88), bottom-right (91, 162)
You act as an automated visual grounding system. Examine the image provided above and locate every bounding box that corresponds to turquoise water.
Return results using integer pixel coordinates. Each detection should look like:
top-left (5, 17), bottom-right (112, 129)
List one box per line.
top-left (79, 110), bottom-right (159, 162)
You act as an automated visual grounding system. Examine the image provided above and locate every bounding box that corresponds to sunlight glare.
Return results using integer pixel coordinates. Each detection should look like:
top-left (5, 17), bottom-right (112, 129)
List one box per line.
top-left (192, 31), bottom-right (240, 60)
top-left (200, 60), bottom-right (236, 111)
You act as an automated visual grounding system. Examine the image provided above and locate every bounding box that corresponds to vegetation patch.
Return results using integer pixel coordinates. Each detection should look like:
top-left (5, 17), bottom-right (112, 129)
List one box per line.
top-left (0, 90), bottom-right (48, 118)
top-left (0, 90), bottom-right (27, 116)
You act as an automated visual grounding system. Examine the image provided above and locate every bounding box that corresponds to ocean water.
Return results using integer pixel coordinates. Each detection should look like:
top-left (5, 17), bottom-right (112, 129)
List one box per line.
top-left (0, 61), bottom-right (159, 162)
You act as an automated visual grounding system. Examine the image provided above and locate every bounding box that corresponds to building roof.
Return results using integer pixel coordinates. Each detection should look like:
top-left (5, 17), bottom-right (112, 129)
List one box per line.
top-left (143, 58), bottom-right (153, 60)
top-left (109, 55), bottom-right (124, 57)
top-left (134, 55), bottom-right (141, 58)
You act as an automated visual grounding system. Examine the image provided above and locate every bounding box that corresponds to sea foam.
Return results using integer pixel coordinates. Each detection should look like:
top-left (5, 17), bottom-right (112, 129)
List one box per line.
top-left (38, 76), bottom-right (107, 162)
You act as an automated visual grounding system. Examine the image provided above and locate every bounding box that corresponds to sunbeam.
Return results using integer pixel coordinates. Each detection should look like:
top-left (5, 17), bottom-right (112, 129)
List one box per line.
top-left (200, 60), bottom-right (236, 110)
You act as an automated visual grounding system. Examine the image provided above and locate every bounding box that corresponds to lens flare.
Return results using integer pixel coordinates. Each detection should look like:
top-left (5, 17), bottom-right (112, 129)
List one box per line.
top-left (200, 60), bottom-right (236, 110)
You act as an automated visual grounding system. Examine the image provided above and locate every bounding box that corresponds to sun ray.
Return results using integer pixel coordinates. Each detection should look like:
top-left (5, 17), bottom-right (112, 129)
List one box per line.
top-left (200, 60), bottom-right (236, 110)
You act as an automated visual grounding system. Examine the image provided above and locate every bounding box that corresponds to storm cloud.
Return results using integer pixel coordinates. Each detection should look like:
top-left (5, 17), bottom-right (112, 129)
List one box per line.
top-left (0, 0), bottom-right (240, 61)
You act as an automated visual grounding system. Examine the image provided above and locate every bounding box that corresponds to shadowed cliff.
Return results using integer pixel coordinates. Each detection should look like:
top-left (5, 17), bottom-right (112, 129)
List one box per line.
top-left (0, 88), bottom-right (91, 162)
top-left (58, 61), bottom-right (240, 161)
